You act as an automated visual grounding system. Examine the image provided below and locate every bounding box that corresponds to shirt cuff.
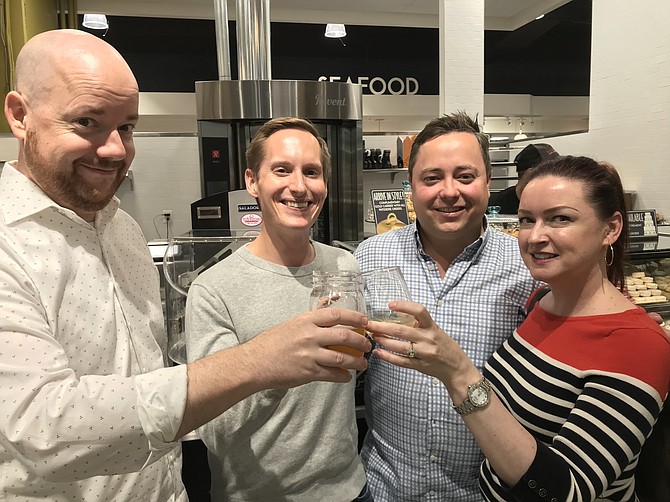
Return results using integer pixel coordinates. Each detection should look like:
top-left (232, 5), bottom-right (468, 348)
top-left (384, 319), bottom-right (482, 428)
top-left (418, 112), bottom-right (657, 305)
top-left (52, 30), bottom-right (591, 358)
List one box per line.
top-left (135, 365), bottom-right (188, 458)
top-left (508, 439), bottom-right (571, 501)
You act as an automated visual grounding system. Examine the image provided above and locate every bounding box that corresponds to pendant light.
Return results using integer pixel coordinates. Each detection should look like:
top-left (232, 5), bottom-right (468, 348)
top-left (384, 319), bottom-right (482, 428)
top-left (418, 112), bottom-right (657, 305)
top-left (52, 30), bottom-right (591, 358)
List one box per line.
top-left (325, 23), bottom-right (346, 38)
top-left (82, 14), bottom-right (109, 30)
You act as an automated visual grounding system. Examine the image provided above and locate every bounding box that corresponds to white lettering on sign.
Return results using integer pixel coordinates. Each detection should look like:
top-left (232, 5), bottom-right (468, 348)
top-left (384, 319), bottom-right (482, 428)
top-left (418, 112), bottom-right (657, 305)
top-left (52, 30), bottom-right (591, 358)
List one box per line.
top-left (314, 94), bottom-right (348, 107)
top-left (318, 75), bottom-right (419, 95)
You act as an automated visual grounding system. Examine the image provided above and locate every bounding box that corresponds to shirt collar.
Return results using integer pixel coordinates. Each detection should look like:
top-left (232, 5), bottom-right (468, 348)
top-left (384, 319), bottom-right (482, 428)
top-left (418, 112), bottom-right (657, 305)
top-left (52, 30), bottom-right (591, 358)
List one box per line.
top-left (0, 161), bottom-right (120, 228)
top-left (413, 217), bottom-right (492, 262)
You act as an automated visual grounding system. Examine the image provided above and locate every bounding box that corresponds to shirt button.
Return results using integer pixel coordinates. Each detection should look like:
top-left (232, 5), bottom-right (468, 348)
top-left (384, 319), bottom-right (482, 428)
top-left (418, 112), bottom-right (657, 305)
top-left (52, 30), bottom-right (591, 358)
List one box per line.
top-left (551, 498), bottom-right (558, 502)
top-left (436, 299), bottom-right (444, 307)
top-left (432, 378), bottom-right (440, 386)
top-left (428, 490), bottom-right (435, 496)
top-left (528, 480), bottom-right (537, 489)
top-left (538, 488), bottom-right (547, 497)
top-left (429, 454), bottom-right (437, 462)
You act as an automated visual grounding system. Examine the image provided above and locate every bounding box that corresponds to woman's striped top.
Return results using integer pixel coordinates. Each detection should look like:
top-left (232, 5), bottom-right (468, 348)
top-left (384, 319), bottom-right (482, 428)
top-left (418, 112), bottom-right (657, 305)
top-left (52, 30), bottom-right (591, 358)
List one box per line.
top-left (481, 305), bottom-right (670, 502)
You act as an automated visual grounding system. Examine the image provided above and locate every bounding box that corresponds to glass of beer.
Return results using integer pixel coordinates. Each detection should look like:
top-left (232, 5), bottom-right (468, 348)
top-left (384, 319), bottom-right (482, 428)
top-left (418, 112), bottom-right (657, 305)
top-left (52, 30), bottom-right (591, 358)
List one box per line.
top-left (310, 271), bottom-right (367, 357)
top-left (362, 267), bottom-right (415, 327)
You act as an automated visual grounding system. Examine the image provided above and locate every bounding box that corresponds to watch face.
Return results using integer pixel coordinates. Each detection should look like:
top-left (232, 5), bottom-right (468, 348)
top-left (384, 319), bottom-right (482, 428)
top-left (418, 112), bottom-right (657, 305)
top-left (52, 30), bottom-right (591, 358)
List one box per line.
top-left (470, 386), bottom-right (489, 407)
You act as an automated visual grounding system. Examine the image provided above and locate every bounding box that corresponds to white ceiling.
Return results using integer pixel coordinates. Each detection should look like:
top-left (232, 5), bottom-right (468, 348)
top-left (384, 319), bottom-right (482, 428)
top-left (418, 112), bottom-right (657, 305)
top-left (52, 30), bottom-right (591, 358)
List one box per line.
top-left (78, 0), bottom-right (572, 30)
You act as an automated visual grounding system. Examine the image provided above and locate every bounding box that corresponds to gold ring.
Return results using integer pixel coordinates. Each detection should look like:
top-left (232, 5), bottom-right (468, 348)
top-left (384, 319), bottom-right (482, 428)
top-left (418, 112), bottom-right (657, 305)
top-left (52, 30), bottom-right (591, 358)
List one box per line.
top-left (407, 341), bottom-right (416, 359)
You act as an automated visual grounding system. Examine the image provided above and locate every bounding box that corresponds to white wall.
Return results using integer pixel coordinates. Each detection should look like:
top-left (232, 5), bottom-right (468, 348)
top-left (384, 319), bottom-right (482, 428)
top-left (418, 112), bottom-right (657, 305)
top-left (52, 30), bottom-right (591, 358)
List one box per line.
top-left (515, 0), bottom-right (670, 217)
top-left (117, 135), bottom-right (201, 240)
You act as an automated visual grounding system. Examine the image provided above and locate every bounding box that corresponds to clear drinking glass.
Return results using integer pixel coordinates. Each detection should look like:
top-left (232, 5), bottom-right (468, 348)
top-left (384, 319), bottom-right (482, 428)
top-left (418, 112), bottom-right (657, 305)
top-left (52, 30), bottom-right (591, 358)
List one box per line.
top-left (362, 267), bottom-right (415, 326)
top-left (310, 271), bottom-right (367, 357)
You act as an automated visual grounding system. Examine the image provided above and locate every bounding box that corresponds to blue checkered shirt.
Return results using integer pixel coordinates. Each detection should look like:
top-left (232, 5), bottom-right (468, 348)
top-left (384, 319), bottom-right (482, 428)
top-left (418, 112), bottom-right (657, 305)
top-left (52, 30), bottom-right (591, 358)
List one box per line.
top-left (355, 222), bottom-right (541, 501)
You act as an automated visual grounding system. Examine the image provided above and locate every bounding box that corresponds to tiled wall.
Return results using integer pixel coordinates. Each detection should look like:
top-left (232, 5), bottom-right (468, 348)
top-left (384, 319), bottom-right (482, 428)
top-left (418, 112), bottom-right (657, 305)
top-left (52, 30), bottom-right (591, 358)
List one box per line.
top-left (117, 135), bottom-right (202, 241)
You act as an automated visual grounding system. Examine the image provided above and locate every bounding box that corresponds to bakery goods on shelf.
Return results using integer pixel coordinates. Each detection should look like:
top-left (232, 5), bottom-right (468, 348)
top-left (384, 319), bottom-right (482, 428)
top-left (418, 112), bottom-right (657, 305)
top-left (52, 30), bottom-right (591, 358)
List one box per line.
top-left (625, 269), bottom-right (668, 305)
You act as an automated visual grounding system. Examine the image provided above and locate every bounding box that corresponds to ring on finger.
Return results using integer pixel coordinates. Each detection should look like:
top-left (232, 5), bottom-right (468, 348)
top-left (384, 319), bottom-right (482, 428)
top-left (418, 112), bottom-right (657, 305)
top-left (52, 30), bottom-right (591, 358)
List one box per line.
top-left (407, 341), bottom-right (416, 359)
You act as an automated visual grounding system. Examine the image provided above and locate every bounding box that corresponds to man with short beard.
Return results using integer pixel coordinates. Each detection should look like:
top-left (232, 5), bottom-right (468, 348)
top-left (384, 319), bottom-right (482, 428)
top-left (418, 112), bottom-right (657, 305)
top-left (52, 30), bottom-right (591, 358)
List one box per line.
top-left (0, 29), bottom-right (370, 501)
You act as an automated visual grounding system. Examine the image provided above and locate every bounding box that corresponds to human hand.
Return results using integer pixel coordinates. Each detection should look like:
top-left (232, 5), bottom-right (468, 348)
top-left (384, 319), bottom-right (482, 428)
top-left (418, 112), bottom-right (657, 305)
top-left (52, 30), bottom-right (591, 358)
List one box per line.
top-left (366, 301), bottom-right (475, 385)
top-left (242, 307), bottom-right (371, 388)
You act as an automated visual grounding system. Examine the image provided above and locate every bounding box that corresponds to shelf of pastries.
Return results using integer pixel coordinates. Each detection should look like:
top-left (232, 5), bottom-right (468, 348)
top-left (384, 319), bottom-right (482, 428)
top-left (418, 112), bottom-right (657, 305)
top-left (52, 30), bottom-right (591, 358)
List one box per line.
top-left (625, 236), bottom-right (670, 310)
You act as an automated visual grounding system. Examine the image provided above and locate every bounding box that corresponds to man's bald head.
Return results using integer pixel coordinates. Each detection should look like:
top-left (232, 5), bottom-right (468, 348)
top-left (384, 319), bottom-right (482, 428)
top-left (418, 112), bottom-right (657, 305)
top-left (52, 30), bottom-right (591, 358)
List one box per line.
top-left (15, 29), bottom-right (137, 107)
top-left (5, 29), bottom-right (140, 222)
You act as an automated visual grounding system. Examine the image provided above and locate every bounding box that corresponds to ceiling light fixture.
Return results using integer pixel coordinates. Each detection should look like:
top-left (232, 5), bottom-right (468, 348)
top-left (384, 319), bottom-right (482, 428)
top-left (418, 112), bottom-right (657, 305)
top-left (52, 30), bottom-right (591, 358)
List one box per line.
top-left (82, 13), bottom-right (109, 30)
top-left (325, 23), bottom-right (346, 38)
top-left (535, 14), bottom-right (545, 20)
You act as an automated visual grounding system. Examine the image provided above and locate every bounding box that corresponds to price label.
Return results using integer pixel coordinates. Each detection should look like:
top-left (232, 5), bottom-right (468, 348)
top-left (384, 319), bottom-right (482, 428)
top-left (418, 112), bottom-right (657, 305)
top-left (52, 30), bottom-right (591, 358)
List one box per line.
top-left (627, 210), bottom-right (658, 240)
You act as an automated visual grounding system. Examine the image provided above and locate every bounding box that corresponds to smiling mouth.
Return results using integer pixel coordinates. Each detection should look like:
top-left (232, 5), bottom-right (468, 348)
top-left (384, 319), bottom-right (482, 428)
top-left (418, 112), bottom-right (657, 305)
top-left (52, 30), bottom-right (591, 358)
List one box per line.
top-left (434, 207), bottom-right (463, 214)
top-left (284, 201), bottom-right (310, 209)
top-left (81, 161), bottom-right (122, 174)
top-left (531, 252), bottom-right (558, 260)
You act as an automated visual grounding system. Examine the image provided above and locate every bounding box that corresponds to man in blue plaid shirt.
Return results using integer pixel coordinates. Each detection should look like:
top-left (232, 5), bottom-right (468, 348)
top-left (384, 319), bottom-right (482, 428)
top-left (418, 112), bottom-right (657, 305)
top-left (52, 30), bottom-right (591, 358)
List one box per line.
top-left (355, 112), bottom-right (541, 501)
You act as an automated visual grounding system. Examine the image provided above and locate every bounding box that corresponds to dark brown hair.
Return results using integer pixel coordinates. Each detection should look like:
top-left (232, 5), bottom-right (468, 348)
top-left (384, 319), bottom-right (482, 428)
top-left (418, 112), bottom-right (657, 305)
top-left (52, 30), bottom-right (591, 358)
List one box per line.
top-left (521, 155), bottom-right (628, 290)
top-left (245, 117), bottom-right (331, 180)
top-left (408, 111), bottom-right (491, 179)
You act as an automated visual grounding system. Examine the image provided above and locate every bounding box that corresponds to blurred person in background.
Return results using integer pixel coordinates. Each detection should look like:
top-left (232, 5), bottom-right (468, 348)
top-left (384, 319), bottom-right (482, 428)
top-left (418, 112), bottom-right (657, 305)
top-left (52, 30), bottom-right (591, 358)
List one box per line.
top-left (488, 143), bottom-right (559, 214)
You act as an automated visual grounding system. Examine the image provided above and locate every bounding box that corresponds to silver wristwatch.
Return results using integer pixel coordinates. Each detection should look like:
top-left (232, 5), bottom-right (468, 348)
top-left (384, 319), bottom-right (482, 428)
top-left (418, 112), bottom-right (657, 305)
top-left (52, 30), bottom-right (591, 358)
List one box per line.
top-left (453, 377), bottom-right (492, 415)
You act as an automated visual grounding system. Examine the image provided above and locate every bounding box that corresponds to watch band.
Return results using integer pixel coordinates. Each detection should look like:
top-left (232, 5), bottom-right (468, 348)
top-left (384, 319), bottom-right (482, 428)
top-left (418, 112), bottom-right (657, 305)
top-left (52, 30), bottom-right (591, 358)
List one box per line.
top-left (453, 377), bottom-right (491, 416)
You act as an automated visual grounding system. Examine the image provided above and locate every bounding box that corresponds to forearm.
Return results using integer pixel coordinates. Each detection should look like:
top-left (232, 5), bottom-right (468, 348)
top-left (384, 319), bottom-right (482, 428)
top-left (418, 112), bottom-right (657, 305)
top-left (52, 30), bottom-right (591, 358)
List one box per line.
top-left (444, 367), bottom-right (537, 487)
top-left (177, 341), bottom-right (270, 438)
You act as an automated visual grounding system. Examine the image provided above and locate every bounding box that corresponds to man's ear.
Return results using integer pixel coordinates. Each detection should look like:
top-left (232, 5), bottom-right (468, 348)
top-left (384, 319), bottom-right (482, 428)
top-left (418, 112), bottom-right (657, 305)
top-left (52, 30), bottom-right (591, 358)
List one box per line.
top-left (244, 168), bottom-right (258, 198)
top-left (5, 91), bottom-right (28, 141)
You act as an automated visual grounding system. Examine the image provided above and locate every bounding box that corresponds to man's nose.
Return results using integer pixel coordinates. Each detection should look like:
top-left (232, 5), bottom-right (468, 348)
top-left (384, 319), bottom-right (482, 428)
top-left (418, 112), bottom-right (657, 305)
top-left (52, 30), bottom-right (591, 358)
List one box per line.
top-left (438, 179), bottom-right (458, 198)
top-left (97, 130), bottom-right (127, 161)
top-left (289, 171), bottom-right (307, 193)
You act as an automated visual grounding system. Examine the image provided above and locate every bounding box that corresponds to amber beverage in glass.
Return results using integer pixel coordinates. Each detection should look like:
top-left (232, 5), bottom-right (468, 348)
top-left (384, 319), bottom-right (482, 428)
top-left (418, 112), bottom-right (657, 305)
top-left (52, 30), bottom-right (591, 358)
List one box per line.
top-left (310, 271), bottom-right (367, 357)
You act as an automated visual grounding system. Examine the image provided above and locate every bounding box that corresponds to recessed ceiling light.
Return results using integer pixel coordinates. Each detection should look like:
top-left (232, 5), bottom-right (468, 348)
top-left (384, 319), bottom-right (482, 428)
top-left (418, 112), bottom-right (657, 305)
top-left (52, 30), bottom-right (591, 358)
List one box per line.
top-left (535, 14), bottom-right (545, 20)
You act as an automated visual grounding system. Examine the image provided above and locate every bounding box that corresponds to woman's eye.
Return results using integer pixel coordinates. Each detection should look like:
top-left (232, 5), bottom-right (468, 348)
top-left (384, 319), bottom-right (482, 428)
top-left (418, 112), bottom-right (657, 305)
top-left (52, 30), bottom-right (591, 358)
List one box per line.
top-left (518, 217), bottom-right (533, 225)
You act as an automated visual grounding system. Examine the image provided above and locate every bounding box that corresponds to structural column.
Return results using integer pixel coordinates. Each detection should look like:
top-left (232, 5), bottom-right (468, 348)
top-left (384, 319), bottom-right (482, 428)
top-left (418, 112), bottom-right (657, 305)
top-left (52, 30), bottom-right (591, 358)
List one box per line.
top-left (438, 0), bottom-right (484, 119)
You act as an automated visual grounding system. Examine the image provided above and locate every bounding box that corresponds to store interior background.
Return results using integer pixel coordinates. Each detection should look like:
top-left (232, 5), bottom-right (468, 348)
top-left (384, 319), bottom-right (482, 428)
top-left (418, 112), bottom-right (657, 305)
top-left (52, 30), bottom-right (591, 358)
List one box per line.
top-left (0, 0), bottom-right (668, 242)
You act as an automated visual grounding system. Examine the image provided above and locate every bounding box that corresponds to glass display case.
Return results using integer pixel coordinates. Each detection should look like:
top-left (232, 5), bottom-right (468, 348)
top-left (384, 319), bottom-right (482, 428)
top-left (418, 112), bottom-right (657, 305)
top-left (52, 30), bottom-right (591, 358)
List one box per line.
top-left (163, 231), bottom-right (256, 364)
top-left (625, 234), bottom-right (670, 319)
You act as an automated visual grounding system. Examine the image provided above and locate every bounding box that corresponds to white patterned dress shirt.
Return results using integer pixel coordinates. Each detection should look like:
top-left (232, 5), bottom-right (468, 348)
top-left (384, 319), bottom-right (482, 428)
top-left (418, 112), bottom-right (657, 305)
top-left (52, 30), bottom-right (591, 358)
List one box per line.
top-left (0, 162), bottom-right (188, 501)
top-left (355, 222), bottom-right (541, 501)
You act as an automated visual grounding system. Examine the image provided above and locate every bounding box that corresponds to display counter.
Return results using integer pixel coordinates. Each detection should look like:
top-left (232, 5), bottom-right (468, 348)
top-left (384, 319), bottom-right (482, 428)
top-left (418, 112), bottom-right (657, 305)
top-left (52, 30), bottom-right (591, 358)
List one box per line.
top-left (625, 234), bottom-right (670, 318)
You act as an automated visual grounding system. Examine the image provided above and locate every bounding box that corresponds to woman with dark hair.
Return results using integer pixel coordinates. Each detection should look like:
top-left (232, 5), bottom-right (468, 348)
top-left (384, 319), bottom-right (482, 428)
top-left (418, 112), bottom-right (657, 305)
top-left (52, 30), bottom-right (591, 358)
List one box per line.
top-left (365, 156), bottom-right (670, 501)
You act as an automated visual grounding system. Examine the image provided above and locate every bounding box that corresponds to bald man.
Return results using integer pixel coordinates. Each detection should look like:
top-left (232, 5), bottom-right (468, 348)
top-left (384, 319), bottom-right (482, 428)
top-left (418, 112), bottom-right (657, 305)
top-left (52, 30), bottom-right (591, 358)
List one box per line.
top-left (0, 29), bottom-right (370, 501)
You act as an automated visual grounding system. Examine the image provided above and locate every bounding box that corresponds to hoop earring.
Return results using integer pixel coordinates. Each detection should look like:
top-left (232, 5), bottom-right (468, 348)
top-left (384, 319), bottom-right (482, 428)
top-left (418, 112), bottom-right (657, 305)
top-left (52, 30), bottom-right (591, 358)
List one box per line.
top-left (606, 244), bottom-right (614, 267)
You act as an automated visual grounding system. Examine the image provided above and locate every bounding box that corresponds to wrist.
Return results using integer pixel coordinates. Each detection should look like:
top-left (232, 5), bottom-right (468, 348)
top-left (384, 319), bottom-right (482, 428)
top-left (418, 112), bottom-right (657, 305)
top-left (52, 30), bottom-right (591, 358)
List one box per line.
top-left (452, 375), bottom-right (492, 416)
